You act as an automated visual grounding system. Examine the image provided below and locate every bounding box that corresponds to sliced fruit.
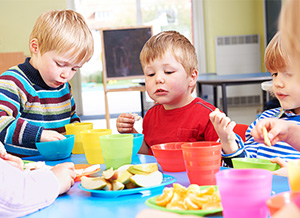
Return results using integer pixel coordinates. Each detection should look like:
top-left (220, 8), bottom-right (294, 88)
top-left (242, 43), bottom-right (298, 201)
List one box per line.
top-left (166, 201), bottom-right (186, 210)
top-left (199, 186), bottom-right (215, 196)
top-left (112, 181), bottom-right (125, 191)
top-left (130, 170), bottom-right (163, 187)
top-left (202, 201), bottom-right (222, 210)
top-left (125, 181), bottom-right (139, 189)
top-left (173, 183), bottom-right (187, 198)
top-left (187, 184), bottom-right (201, 196)
top-left (103, 181), bottom-right (113, 191)
top-left (155, 187), bottom-right (174, 206)
top-left (102, 167), bottom-right (119, 181)
top-left (184, 195), bottom-right (199, 210)
top-left (127, 163), bottom-right (158, 175)
top-left (116, 170), bottom-right (133, 184)
top-left (81, 176), bottom-right (107, 190)
top-left (116, 164), bottom-right (132, 175)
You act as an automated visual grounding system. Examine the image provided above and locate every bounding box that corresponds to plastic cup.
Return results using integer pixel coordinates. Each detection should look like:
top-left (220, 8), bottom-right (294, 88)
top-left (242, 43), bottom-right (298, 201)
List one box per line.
top-left (65, 123), bottom-right (93, 154)
top-left (81, 129), bottom-right (112, 164)
top-left (216, 169), bottom-right (273, 218)
top-left (287, 159), bottom-right (300, 191)
top-left (99, 134), bottom-right (133, 169)
top-left (181, 142), bottom-right (221, 185)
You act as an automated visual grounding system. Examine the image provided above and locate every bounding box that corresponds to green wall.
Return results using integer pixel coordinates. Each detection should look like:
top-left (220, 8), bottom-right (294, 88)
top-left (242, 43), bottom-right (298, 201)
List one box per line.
top-left (203, 0), bottom-right (265, 72)
top-left (0, 0), bottom-right (67, 56)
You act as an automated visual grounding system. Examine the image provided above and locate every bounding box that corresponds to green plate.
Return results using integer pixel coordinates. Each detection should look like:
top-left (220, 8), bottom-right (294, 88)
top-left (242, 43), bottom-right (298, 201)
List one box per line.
top-left (145, 185), bottom-right (223, 216)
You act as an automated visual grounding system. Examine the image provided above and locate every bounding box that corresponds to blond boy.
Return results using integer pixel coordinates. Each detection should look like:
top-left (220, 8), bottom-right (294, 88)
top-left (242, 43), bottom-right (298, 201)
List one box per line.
top-left (0, 10), bottom-right (94, 155)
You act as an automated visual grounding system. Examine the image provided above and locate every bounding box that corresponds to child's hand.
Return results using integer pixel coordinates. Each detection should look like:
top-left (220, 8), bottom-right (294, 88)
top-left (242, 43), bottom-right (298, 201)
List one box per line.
top-left (116, 113), bottom-right (138, 133)
top-left (51, 162), bottom-right (76, 195)
top-left (270, 157), bottom-right (288, 176)
top-left (1, 153), bottom-right (24, 170)
top-left (40, 130), bottom-right (66, 142)
top-left (251, 118), bottom-right (289, 146)
top-left (209, 109), bottom-right (238, 154)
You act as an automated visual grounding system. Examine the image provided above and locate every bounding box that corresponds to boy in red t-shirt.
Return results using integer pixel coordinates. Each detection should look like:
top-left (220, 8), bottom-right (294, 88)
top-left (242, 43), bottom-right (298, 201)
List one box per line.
top-left (116, 31), bottom-right (218, 155)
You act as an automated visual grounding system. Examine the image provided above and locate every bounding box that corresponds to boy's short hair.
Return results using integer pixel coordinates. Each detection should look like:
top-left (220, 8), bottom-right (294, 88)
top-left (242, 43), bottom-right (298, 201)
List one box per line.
top-left (264, 32), bottom-right (289, 73)
top-left (140, 30), bottom-right (198, 77)
top-left (30, 10), bottom-right (94, 64)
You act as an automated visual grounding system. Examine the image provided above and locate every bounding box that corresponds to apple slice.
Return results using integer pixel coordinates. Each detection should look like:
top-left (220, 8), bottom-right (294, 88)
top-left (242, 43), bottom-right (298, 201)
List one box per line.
top-left (116, 164), bottom-right (132, 175)
top-left (81, 176), bottom-right (107, 190)
top-left (102, 167), bottom-right (119, 181)
top-left (130, 171), bottom-right (163, 187)
top-left (127, 163), bottom-right (158, 175)
top-left (112, 181), bottom-right (125, 190)
top-left (117, 170), bottom-right (133, 184)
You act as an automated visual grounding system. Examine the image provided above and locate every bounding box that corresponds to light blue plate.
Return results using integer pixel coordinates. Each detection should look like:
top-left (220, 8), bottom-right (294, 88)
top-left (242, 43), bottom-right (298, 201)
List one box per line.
top-left (78, 174), bottom-right (176, 198)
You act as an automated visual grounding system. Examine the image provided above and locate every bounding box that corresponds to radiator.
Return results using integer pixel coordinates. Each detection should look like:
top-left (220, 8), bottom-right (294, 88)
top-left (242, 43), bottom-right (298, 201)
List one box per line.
top-left (214, 34), bottom-right (262, 106)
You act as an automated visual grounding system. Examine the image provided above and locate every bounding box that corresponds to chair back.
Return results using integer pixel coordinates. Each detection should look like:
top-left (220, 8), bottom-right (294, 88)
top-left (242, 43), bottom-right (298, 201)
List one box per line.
top-left (233, 123), bottom-right (249, 142)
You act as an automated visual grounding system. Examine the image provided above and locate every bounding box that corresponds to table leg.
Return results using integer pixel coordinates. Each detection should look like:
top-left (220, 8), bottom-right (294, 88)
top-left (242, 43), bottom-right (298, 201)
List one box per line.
top-left (221, 84), bottom-right (228, 114)
top-left (213, 86), bottom-right (218, 107)
top-left (140, 91), bottom-right (145, 118)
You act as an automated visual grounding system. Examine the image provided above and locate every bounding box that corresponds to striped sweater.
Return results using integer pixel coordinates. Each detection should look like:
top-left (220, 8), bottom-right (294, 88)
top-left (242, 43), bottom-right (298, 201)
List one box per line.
top-left (0, 58), bottom-right (80, 155)
top-left (227, 107), bottom-right (300, 163)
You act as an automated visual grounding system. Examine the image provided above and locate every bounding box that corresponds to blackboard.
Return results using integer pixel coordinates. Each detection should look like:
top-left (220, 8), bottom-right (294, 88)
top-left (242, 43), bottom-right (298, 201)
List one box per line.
top-left (101, 27), bottom-right (152, 80)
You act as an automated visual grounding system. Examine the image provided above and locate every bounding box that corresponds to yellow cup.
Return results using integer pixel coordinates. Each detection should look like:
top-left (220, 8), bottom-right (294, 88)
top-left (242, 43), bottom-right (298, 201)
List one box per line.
top-left (81, 129), bottom-right (112, 164)
top-left (65, 122), bottom-right (93, 154)
top-left (287, 159), bottom-right (300, 191)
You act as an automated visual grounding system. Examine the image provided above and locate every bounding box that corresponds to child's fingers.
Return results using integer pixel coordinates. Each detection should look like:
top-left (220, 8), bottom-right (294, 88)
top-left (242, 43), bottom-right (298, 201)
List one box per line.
top-left (262, 126), bottom-right (272, 147)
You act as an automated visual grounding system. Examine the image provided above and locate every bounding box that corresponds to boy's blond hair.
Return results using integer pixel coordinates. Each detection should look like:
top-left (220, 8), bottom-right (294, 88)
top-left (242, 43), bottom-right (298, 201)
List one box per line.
top-left (264, 32), bottom-right (289, 73)
top-left (30, 10), bottom-right (94, 64)
top-left (140, 30), bottom-right (198, 77)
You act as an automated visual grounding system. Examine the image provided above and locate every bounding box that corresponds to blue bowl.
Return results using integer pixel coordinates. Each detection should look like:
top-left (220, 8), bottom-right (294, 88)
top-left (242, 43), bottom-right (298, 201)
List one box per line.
top-left (35, 135), bottom-right (75, 161)
top-left (130, 133), bottom-right (144, 156)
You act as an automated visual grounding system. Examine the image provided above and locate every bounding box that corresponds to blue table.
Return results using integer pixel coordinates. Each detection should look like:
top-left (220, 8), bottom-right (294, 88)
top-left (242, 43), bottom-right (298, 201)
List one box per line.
top-left (23, 154), bottom-right (290, 218)
top-left (197, 72), bottom-right (272, 114)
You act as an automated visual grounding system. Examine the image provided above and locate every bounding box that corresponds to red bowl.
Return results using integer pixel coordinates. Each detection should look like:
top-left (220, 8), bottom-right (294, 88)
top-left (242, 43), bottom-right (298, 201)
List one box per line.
top-left (266, 191), bottom-right (300, 216)
top-left (151, 142), bottom-right (186, 172)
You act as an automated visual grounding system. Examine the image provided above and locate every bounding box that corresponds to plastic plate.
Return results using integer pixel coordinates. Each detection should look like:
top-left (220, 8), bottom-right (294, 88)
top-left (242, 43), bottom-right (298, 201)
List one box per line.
top-left (78, 174), bottom-right (176, 198)
top-left (145, 185), bottom-right (223, 216)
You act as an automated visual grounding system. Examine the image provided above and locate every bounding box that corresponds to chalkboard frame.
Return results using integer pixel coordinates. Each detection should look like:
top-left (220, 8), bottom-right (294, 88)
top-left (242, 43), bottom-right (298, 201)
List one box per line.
top-left (100, 26), bottom-right (152, 81)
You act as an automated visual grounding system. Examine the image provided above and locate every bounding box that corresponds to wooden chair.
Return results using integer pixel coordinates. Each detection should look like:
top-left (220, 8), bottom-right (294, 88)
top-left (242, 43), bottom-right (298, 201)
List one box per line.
top-left (233, 123), bottom-right (249, 142)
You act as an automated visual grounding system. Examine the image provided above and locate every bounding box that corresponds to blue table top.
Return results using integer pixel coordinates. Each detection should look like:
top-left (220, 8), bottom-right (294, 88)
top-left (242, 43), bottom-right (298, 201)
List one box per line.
top-left (23, 154), bottom-right (290, 218)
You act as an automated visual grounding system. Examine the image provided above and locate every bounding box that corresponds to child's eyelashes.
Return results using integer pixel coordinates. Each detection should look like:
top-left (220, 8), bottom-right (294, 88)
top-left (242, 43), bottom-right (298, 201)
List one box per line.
top-left (165, 71), bottom-right (175, 74)
top-left (271, 72), bottom-right (278, 77)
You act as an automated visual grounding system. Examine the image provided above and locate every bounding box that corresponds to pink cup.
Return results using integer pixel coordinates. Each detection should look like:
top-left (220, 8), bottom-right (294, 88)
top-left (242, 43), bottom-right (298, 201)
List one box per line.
top-left (182, 142), bottom-right (221, 185)
top-left (216, 169), bottom-right (273, 218)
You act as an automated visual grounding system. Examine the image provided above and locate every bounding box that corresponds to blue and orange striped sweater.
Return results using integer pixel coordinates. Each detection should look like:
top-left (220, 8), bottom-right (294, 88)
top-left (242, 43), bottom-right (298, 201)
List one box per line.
top-left (0, 58), bottom-right (80, 155)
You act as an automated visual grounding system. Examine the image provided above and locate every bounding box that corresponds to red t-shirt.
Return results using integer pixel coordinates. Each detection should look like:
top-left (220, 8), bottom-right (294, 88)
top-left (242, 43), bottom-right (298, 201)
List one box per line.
top-left (142, 97), bottom-right (219, 155)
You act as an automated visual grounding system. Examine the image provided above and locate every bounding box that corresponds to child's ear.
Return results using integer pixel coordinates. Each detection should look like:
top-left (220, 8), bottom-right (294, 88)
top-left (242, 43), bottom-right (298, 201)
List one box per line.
top-left (29, 38), bottom-right (39, 54)
top-left (189, 69), bottom-right (198, 87)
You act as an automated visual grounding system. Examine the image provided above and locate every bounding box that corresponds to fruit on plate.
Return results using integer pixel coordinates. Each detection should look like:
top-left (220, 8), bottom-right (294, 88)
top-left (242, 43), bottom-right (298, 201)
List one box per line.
top-left (112, 181), bottom-right (125, 191)
top-left (155, 183), bottom-right (222, 211)
top-left (130, 171), bottom-right (163, 187)
top-left (127, 163), bottom-right (158, 175)
top-left (117, 170), bottom-right (133, 184)
top-left (102, 167), bottom-right (119, 181)
top-left (116, 164), bottom-right (132, 175)
top-left (81, 176), bottom-right (107, 190)
top-left (80, 163), bottom-right (162, 191)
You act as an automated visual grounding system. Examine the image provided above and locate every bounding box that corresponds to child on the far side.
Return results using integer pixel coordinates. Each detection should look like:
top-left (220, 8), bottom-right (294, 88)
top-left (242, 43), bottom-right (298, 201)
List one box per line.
top-left (209, 32), bottom-right (300, 168)
top-left (0, 10), bottom-right (94, 155)
top-left (117, 31), bottom-right (218, 155)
